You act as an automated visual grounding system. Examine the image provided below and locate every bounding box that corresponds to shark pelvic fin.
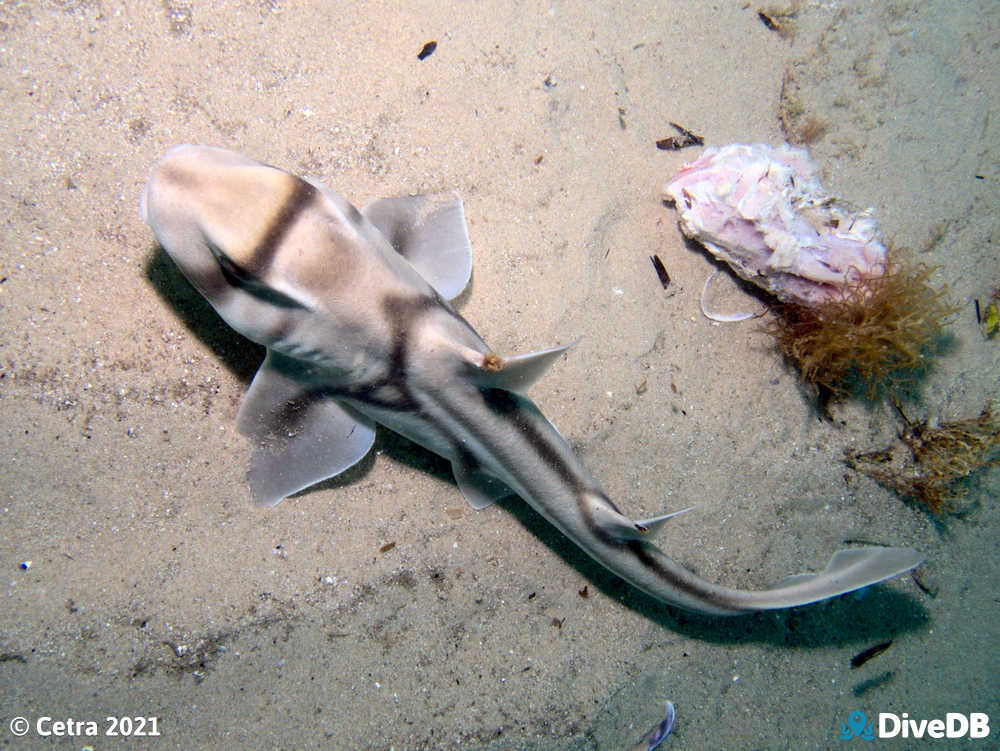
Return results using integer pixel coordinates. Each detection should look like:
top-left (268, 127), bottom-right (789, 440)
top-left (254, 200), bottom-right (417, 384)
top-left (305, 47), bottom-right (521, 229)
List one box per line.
top-left (236, 351), bottom-right (376, 506)
top-left (452, 457), bottom-right (516, 509)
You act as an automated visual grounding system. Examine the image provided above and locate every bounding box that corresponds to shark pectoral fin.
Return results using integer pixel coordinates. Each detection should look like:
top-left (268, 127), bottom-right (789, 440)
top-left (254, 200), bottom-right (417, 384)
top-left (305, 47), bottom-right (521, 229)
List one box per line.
top-left (452, 458), bottom-right (516, 509)
top-left (472, 342), bottom-right (575, 393)
top-left (361, 193), bottom-right (472, 301)
top-left (766, 546), bottom-right (926, 606)
top-left (236, 351), bottom-right (376, 507)
top-left (635, 506), bottom-right (695, 537)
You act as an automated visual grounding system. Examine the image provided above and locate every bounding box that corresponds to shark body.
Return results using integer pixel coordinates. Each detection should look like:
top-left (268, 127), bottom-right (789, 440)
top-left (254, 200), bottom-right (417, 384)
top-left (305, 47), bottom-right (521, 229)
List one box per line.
top-left (141, 144), bottom-right (923, 615)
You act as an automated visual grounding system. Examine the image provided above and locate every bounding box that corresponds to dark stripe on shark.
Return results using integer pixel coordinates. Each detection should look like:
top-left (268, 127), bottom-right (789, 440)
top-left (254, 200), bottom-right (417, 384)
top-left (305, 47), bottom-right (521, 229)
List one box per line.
top-left (478, 388), bottom-right (588, 497)
top-left (242, 176), bottom-right (318, 277)
top-left (332, 294), bottom-right (440, 412)
top-left (461, 388), bottom-right (629, 548)
top-left (200, 176), bottom-right (318, 312)
top-left (206, 237), bottom-right (311, 310)
top-left (336, 292), bottom-right (607, 534)
top-left (334, 291), bottom-right (635, 558)
top-left (625, 539), bottom-right (745, 612)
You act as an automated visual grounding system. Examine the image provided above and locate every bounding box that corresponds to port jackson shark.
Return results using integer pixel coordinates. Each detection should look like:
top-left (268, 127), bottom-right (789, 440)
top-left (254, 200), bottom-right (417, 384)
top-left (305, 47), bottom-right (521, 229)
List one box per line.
top-left (141, 145), bottom-right (923, 615)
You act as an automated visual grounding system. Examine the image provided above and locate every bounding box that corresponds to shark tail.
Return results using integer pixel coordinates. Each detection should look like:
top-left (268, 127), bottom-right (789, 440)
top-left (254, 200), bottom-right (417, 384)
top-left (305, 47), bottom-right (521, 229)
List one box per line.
top-left (732, 546), bottom-right (925, 612)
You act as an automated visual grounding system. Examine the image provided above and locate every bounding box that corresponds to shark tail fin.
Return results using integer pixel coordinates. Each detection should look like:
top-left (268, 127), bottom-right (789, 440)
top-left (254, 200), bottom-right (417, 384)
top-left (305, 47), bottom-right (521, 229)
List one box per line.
top-left (758, 546), bottom-right (925, 610)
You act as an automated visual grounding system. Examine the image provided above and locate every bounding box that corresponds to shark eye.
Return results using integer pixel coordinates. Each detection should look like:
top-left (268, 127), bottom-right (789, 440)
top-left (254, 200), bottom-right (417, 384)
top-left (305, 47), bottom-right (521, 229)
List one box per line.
top-left (205, 236), bottom-right (310, 311)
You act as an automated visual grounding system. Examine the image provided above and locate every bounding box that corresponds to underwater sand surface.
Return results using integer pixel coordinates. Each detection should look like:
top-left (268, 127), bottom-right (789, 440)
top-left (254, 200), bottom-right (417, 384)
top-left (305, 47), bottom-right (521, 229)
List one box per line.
top-left (1, 1), bottom-right (998, 748)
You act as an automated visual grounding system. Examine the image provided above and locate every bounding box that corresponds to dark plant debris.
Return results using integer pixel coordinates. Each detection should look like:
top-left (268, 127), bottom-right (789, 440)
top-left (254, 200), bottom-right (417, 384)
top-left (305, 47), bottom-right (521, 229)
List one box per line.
top-left (851, 640), bottom-right (893, 669)
top-left (758, 11), bottom-right (779, 31)
top-left (650, 255), bottom-right (671, 289)
top-left (911, 568), bottom-right (938, 598)
top-left (417, 41), bottom-right (437, 60)
top-left (757, 3), bottom-right (800, 38)
top-left (656, 122), bottom-right (703, 151)
top-left (978, 285), bottom-right (999, 338)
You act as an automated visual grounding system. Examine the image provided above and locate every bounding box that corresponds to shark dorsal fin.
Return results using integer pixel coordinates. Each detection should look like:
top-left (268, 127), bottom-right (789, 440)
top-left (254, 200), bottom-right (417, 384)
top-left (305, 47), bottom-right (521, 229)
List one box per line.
top-left (634, 506), bottom-right (695, 537)
top-left (470, 343), bottom-right (574, 394)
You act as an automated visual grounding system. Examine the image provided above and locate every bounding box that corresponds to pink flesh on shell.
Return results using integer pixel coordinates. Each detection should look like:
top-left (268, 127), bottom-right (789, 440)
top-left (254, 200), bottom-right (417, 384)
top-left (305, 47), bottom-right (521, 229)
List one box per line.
top-left (664, 143), bottom-right (887, 308)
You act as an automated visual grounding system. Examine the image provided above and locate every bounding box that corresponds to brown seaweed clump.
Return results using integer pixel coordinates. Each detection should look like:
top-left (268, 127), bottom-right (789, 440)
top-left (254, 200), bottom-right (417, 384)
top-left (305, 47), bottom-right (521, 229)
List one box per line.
top-left (845, 404), bottom-right (1000, 514)
top-left (764, 256), bottom-right (956, 398)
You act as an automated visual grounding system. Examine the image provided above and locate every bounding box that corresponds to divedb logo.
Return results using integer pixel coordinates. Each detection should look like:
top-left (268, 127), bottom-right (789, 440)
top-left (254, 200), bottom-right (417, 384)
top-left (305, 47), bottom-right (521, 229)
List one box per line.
top-left (880, 712), bottom-right (990, 740)
top-left (841, 710), bottom-right (991, 741)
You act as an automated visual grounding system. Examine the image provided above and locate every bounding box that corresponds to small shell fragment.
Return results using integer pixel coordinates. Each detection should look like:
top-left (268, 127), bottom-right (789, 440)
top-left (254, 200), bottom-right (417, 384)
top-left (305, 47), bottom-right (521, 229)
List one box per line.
top-left (627, 700), bottom-right (676, 751)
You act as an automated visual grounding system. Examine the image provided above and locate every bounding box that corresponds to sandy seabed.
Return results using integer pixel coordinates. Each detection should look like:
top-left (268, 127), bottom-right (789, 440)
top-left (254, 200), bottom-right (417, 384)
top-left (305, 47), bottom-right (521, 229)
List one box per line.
top-left (1, 1), bottom-right (998, 748)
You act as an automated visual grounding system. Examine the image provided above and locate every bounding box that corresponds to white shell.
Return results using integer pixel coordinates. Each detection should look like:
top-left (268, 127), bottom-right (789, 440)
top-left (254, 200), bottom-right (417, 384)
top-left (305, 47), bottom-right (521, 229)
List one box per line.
top-left (664, 143), bottom-right (887, 308)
